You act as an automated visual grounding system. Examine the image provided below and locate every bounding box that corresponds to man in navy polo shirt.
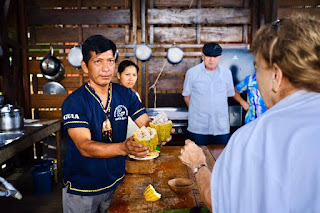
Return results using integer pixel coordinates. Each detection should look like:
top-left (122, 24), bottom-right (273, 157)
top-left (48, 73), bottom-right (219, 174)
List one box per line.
top-left (61, 35), bottom-right (169, 213)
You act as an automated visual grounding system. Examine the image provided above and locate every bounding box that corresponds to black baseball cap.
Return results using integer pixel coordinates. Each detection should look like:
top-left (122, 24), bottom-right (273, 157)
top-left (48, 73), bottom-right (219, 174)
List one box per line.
top-left (202, 43), bottom-right (222, 57)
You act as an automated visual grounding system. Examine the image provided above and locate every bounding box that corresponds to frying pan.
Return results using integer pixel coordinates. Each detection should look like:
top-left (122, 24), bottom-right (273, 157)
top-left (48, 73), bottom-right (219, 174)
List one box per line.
top-left (43, 82), bottom-right (67, 94)
top-left (40, 45), bottom-right (61, 76)
top-left (67, 45), bottom-right (83, 67)
top-left (135, 43), bottom-right (152, 61)
top-left (167, 46), bottom-right (184, 64)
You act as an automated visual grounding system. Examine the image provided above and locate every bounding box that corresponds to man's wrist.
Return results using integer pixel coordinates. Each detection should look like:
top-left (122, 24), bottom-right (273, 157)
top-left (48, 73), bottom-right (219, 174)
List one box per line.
top-left (193, 164), bottom-right (207, 176)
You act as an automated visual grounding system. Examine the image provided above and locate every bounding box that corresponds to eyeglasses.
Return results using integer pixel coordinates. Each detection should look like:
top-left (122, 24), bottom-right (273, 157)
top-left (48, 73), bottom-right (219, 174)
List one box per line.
top-left (271, 18), bottom-right (285, 33)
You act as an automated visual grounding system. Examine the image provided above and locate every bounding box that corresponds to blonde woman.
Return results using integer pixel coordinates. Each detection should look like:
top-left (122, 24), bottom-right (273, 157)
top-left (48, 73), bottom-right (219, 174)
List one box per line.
top-left (179, 13), bottom-right (320, 212)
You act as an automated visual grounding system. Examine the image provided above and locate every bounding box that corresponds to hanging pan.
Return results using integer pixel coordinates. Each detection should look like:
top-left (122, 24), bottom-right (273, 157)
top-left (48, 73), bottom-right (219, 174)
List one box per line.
top-left (167, 45), bottom-right (184, 64)
top-left (43, 82), bottom-right (67, 94)
top-left (135, 43), bottom-right (152, 61)
top-left (40, 45), bottom-right (61, 76)
top-left (68, 45), bottom-right (83, 68)
top-left (43, 63), bottom-right (65, 82)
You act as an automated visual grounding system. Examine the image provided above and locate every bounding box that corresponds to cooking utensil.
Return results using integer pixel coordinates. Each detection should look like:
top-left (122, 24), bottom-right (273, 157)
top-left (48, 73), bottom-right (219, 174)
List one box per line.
top-left (67, 45), bottom-right (83, 67)
top-left (43, 63), bottom-right (65, 82)
top-left (43, 82), bottom-right (67, 94)
top-left (135, 43), bottom-right (152, 61)
top-left (0, 104), bottom-right (24, 131)
top-left (40, 45), bottom-right (61, 76)
top-left (167, 46), bottom-right (184, 64)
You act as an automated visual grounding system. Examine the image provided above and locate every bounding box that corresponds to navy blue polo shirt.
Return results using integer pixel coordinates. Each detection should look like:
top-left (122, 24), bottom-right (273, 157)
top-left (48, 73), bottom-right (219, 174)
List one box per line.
top-left (62, 82), bottom-right (146, 196)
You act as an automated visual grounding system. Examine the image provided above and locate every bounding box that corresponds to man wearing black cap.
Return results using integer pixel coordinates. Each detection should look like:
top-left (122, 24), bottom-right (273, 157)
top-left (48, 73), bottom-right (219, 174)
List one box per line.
top-left (182, 42), bottom-right (235, 145)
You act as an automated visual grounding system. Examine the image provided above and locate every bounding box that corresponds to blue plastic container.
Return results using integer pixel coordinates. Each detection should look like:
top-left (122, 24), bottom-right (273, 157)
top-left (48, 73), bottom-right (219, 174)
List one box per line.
top-left (32, 161), bottom-right (53, 195)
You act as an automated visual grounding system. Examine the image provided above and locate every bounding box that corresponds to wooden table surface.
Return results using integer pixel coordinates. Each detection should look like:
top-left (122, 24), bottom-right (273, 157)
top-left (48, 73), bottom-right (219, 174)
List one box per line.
top-left (109, 145), bottom-right (219, 213)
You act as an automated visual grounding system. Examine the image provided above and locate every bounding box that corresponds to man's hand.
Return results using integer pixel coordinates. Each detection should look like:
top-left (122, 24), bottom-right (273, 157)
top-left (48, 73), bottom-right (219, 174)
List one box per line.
top-left (178, 139), bottom-right (207, 171)
top-left (121, 136), bottom-right (149, 158)
top-left (159, 128), bottom-right (175, 146)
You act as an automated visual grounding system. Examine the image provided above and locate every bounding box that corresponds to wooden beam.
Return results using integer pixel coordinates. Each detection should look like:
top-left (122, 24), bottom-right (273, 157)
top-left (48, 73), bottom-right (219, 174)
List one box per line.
top-left (31, 94), bottom-right (68, 108)
top-left (27, 9), bottom-right (131, 25)
top-left (148, 8), bottom-right (251, 24)
top-left (148, 58), bottom-right (200, 74)
top-left (29, 0), bottom-right (126, 8)
top-left (28, 59), bottom-right (83, 75)
top-left (278, 8), bottom-right (320, 19)
top-left (279, 0), bottom-right (320, 7)
top-left (154, 27), bottom-right (243, 43)
top-left (152, 0), bottom-right (244, 7)
top-left (38, 110), bottom-right (62, 119)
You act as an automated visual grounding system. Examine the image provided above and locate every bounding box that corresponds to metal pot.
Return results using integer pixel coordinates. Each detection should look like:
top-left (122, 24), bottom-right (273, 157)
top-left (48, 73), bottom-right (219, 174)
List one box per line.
top-left (43, 82), bottom-right (67, 94)
top-left (0, 104), bottom-right (24, 131)
top-left (40, 45), bottom-right (61, 76)
top-left (67, 45), bottom-right (83, 68)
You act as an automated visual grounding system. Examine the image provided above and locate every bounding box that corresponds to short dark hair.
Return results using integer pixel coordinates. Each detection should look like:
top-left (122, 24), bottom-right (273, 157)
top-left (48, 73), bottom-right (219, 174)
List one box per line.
top-left (82, 35), bottom-right (117, 65)
top-left (117, 60), bottom-right (139, 74)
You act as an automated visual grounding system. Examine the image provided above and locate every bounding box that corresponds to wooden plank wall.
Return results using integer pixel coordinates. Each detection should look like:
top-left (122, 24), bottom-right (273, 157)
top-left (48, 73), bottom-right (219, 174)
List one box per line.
top-left (23, 0), bottom-right (320, 115)
top-left (146, 0), bottom-right (251, 107)
top-left (278, 0), bottom-right (320, 19)
top-left (25, 0), bottom-right (136, 119)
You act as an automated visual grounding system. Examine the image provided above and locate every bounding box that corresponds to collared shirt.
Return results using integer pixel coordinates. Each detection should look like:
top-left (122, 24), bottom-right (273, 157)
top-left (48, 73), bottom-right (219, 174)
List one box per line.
top-left (235, 73), bottom-right (267, 124)
top-left (211, 91), bottom-right (320, 213)
top-left (62, 82), bottom-right (146, 196)
top-left (182, 62), bottom-right (235, 135)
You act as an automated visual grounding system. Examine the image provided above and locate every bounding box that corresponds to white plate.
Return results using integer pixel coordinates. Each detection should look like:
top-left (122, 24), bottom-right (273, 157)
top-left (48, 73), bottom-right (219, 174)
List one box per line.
top-left (128, 151), bottom-right (159, 160)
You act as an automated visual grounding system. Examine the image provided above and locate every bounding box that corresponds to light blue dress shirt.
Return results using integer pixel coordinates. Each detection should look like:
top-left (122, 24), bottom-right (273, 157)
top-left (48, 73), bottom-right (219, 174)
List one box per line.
top-left (182, 62), bottom-right (235, 135)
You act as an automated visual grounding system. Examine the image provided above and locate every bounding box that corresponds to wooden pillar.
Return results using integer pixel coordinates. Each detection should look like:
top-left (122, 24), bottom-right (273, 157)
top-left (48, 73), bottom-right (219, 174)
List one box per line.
top-left (19, 0), bottom-right (31, 118)
top-left (196, 0), bottom-right (201, 44)
top-left (263, 0), bottom-right (279, 24)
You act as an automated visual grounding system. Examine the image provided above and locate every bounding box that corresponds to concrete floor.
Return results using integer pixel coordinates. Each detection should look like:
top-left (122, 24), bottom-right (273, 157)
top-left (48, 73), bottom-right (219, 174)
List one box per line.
top-left (0, 168), bottom-right (62, 213)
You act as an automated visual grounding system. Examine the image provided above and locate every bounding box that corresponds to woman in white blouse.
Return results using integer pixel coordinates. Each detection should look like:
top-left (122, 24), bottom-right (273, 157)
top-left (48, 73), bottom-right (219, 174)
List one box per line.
top-left (117, 60), bottom-right (141, 138)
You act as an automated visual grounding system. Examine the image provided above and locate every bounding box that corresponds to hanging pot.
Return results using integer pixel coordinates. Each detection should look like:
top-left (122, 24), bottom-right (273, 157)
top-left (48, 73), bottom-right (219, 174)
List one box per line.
top-left (0, 104), bottom-right (24, 131)
top-left (135, 43), bottom-right (152, 61)
top-left (68, 45), bottom-right (83, 68)
top-left (43, 82), bottom-right (67, 94)
top-left (167, 46), bottom-right (184, 64)
top-left (40, 45), bottom-right (61, 76)
top-left (44, 63), bottom-right (65, 82)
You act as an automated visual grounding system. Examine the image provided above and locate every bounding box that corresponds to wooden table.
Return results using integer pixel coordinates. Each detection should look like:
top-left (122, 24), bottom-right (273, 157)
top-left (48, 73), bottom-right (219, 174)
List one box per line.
top-left (109, 146), bottom-right (217, 213)
top-left (207, 144), bottom-right (226, 161)
top-left (0, 119), bottom-right (62, 180)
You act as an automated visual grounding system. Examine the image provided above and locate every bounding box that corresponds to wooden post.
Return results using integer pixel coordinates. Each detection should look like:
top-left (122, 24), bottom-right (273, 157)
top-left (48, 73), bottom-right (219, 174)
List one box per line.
top-left (19, 0), bottom-right (31, 118)
top-left (196, 0), bottom-right (201, 44)
top-left (243, 0), bottom-right (249, 44)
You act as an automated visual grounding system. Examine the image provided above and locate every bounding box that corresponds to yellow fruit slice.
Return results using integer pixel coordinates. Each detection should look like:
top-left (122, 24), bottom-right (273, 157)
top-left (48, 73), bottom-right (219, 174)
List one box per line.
top-left (144, 184), bottom-right (161, 202)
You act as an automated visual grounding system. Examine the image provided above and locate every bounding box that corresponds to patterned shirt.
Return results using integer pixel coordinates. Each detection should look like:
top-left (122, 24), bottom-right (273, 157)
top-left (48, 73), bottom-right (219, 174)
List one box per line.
top-left (235, 74), bottom-right (267, 124)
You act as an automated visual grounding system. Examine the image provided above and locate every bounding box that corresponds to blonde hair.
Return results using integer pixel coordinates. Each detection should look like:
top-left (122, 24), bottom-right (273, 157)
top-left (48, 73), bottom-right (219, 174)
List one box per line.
top-left (251, 13), bottom-right (320, 92)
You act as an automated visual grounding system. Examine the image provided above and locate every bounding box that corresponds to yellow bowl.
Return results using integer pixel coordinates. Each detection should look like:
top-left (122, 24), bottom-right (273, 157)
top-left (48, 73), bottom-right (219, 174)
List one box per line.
top-left (168, 178), bottom-right (195, 195)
